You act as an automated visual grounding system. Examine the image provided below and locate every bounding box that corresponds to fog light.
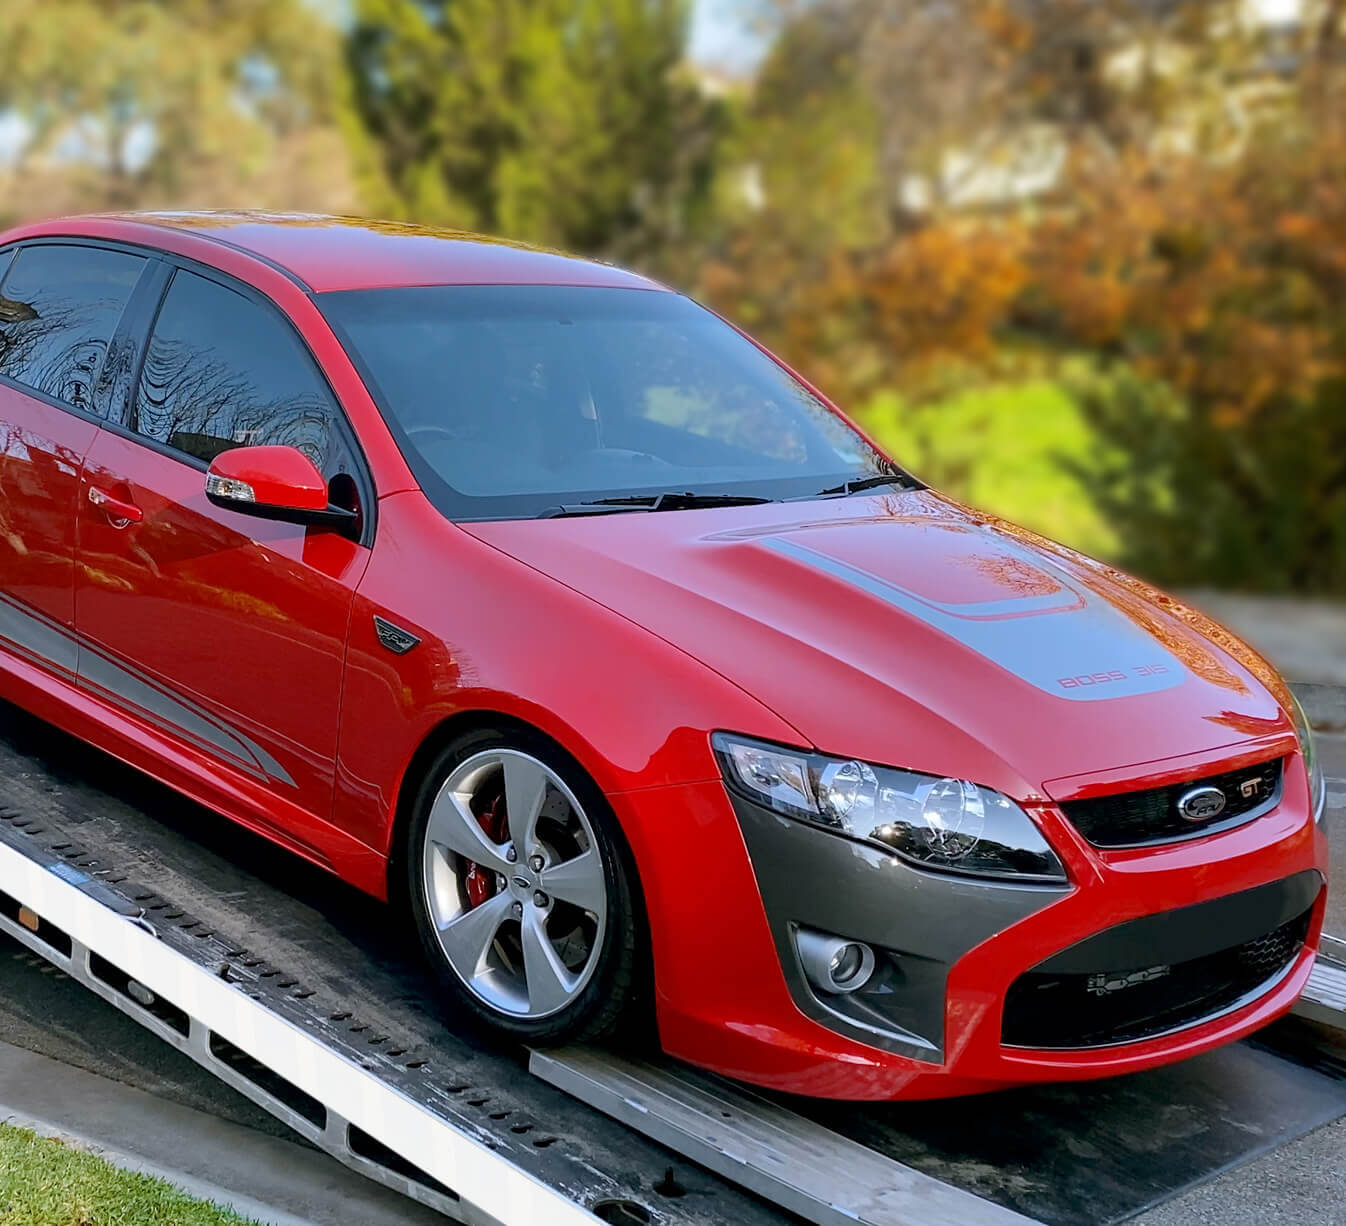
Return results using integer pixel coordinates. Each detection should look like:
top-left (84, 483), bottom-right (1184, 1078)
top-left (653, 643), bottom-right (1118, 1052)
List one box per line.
top-left (830, 944), bottom-right (864, 983)
top-left (795, 928), bottom-right (876, 995)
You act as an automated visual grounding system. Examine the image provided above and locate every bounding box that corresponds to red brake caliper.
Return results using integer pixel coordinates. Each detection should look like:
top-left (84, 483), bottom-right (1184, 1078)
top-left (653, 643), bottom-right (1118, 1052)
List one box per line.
top-left (464, 792), bottom-right (509, 909)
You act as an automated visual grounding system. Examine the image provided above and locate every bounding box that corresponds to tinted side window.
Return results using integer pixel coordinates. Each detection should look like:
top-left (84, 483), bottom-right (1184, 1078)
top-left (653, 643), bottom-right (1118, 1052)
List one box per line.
top-left (134, 270), bottom-right (342, 474)
top-left (0, 245), bottom-right (146, 412)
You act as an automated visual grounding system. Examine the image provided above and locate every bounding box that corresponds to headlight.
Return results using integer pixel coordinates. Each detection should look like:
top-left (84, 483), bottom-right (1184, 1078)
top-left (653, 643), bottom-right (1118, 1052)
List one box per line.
top-left (1290, 693), bottom-right (1326, 823)
top-left (713, 734), bottom-right (1067, 883)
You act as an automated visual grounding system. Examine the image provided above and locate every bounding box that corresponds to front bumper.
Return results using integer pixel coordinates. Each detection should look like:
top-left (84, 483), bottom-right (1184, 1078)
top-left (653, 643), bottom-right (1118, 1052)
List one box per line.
top-left (612, 740), bottom-right (1328, 1101)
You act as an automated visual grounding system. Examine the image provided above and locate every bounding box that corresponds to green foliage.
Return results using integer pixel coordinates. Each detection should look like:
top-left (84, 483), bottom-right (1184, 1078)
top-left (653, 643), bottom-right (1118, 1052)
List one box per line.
top-left (0, 0), bottom-right (1340, 593)
top-left (860, 378), bottom-right (1122, 562)
top-left (733, 5), bottom-right (887, 252)
top-left (1066, 365), bottom-right (1346, 594)
top-left (347, 0), bottom-right (718, 257)
top-left (0, 1124), bottom-right (259, 1225)
top-left (0, 0), bottom-right (370, 218)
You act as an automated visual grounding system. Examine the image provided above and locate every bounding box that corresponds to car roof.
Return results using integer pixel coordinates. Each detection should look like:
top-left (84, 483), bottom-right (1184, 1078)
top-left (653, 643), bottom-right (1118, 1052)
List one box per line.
top-left (23, 212), bottom-right (668, 296)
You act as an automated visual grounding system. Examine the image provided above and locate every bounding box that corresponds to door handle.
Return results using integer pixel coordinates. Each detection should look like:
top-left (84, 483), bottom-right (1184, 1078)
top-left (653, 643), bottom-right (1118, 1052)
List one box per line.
top-left (88, 484), bottom-right (143, 526)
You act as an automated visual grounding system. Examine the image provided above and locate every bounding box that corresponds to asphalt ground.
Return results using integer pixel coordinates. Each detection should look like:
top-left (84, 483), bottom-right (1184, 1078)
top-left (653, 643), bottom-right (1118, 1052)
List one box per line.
top-left (0, 731), bottom-right (1342, 1225)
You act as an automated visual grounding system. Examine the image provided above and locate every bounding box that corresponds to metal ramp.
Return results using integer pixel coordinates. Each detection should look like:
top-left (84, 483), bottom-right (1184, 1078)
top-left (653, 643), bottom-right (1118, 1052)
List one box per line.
top-left (1295, 954), bottom-right (1346, 1028)
top-left (531, 1047), bottom-right (1035, 1226)
top-left (0, 705), bottom-right (1031, 1226)
top-left (0, 791), bottom-right (1031, 1226)
top-left (0, 832), bottom-right (581, 1226)
top-left (0, 765), bottom-right (787, 1226)
top-left (1, 703), bottom-right (1345, 1226)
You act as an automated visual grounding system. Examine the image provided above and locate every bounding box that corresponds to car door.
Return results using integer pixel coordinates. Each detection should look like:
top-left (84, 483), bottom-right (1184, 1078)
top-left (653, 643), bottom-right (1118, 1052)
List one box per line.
top-left (76, 263), bottom-right (374, 850)
top-left (0, 241), bottom-right (148, 681)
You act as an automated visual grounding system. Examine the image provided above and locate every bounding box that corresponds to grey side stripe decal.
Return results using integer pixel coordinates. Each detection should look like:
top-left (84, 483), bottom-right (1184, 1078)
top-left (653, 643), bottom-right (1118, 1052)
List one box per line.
top-left (78, 651), bottom-right (295, 787)
top-left (0, 592), bottom-right (79, 678)
top-left (765, 538), bottom-right (1185, 703)
top-left (0, 593), bottom-right (295, 787)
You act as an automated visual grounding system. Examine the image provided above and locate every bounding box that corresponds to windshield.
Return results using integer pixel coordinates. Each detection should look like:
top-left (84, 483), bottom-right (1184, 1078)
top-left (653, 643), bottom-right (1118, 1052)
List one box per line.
top-left (319, 285), bottom-right (898, 520)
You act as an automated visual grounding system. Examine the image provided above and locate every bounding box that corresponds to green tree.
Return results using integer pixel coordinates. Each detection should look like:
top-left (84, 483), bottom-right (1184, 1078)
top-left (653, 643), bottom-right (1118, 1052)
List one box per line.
top-left (0, 0), bottom-right (370, 220)
top-left (347, 0), bottom-right (717, 257)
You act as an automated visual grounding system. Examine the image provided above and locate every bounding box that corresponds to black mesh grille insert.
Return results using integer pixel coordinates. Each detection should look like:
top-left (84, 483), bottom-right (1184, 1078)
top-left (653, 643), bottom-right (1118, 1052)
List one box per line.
top-left (1002, 908), bottom-right (1310, 1050)
top-left (1059, 758), bottom-right (1283, 848)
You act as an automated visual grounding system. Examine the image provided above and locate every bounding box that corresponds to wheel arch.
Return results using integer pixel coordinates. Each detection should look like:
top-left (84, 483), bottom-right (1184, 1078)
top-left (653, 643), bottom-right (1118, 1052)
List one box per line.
top-left (384, 707), bottom-right (651, 932)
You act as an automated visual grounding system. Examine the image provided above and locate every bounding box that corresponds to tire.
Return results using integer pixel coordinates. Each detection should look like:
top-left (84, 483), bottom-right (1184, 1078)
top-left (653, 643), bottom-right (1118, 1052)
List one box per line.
top-left (404, 726), bottom-right (641, 1044)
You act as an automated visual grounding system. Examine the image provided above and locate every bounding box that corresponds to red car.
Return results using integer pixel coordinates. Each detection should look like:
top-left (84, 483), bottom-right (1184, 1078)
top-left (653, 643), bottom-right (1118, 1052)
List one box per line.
top-left (0, 213), bottom-right (1328, 1100)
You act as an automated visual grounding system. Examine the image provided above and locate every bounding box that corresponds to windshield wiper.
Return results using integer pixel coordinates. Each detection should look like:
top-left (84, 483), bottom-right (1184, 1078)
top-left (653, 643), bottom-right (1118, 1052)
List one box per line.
top-left (538, 491), bottom-right (776, 518)
top-left (809, 472), bottom-right (920, 498)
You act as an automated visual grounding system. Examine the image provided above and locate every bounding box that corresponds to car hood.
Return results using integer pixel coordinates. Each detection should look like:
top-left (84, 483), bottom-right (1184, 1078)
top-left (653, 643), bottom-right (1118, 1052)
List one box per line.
top-left (466, 491), bottom-right (1291, 799)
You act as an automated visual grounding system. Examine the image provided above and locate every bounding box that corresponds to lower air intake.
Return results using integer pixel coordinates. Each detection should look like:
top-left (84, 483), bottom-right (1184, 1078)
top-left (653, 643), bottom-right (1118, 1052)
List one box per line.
top-left (1002, 909), bottom-right (1310, 1050)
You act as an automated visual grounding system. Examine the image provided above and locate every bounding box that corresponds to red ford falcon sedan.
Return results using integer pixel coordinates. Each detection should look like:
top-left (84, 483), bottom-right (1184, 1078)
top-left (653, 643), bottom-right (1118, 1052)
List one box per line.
top-left (0, 212), bottom-right (1328, 1100)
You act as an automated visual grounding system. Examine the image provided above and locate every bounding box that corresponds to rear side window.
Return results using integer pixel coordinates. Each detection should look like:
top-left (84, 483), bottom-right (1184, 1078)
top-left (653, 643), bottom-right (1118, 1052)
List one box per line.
top-left (0, 244), bottom-right (146, 412)
top-left (133, 269), bottom-right (345, 475)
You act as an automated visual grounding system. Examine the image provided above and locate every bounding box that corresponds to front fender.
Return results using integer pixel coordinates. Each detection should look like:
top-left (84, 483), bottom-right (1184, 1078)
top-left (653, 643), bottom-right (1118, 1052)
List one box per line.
top-left (331, 491), bottom-right (803, 887)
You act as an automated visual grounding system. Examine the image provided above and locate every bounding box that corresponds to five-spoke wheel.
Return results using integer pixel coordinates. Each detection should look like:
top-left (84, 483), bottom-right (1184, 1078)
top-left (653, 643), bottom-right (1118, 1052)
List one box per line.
top-left (406, 729), bottom-right (638, 1042)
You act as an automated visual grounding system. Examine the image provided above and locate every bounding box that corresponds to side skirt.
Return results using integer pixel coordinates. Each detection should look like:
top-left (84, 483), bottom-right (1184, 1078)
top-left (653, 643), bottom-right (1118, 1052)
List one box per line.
top-left (0, 643), bottom-right (388, 898)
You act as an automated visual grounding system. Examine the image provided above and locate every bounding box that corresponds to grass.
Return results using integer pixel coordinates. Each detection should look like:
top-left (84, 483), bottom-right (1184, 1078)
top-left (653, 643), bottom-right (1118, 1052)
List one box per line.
top-left (858, 378), bottom-right (1122, 561)
top-left (0, 1124), bottom-right (259, 1226)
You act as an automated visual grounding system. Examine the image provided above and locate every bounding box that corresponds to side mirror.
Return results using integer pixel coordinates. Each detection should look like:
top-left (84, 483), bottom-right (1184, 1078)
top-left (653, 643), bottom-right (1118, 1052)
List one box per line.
top-left (205, 445), bottom-right (357, 529)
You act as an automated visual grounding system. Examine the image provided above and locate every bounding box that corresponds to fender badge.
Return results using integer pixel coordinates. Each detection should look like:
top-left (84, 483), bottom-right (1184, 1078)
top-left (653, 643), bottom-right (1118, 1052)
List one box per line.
top-left (373, 615), bottom-right (420, 655)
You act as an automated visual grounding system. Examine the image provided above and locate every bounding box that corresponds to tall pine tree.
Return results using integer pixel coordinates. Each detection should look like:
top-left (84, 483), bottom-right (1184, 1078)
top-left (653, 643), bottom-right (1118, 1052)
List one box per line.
top-left (347, 0), bottom-right (716, 257)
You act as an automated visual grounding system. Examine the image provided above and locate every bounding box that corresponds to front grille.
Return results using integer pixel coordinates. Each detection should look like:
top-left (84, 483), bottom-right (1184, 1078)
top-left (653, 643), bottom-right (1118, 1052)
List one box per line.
top-left (1060, 758), bottom-right (1283, 848)
top-left (1002, 909), bottom-right (1310, 1050)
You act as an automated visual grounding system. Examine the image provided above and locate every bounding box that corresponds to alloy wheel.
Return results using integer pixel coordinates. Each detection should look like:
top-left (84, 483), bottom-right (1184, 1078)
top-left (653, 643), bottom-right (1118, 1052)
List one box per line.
top-left (421, 749), bottom-right (608, 1019)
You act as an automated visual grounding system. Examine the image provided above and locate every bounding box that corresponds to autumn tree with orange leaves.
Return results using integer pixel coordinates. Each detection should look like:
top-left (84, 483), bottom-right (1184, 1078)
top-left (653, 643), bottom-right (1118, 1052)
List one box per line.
top-left (1036, 134), bottom-right (1346, 591)
top-left (694, 0), bottom-right (1346, 592)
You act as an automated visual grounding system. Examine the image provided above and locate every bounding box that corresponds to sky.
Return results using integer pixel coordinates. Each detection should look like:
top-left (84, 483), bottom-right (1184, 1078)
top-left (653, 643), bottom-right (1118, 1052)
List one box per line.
top-left (310, 0), bottom-right (1304, 66)
top-left (315, 0), bottom-right (770, 72)
top-left (688, 0), bottom-right (1307, 69)
top-left (688, 1), bottom-right (768, 73)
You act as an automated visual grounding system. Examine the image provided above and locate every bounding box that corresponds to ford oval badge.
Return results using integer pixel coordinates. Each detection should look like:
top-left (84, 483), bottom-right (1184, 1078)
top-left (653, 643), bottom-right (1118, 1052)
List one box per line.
top-left (1177, 785), bottom-right (1227, 822)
